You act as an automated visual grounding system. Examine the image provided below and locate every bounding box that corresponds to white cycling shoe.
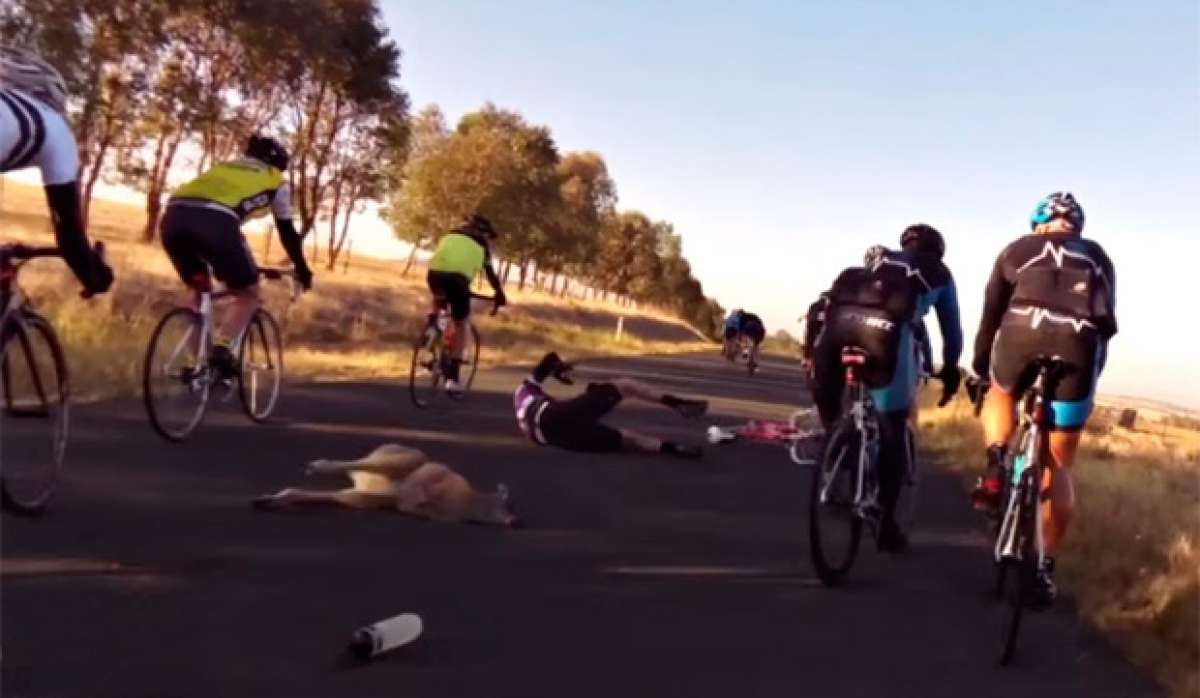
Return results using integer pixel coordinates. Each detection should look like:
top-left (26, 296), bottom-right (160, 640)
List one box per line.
top-left (444, 379), bottom-right (465, 397)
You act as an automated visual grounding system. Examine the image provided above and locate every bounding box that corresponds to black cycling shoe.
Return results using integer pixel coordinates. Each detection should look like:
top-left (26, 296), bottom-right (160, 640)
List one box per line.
top-left (209, 344), bottom-right (238, 381)
top-left (877, 518), bottom-right (909, 553)
top-left (1027, 557), bottom-right (1058, 610)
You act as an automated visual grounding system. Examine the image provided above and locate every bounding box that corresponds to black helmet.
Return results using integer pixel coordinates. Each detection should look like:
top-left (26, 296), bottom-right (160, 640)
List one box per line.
top-left (245, 135), bottom-right (289, 171)
top-left (457, 213), bottom-right (498, 239)
top-left (899, 223), bottom-right (945, 259)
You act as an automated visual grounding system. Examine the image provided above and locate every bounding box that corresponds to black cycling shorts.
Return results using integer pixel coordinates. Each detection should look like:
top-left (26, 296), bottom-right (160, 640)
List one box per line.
top-left (989, 314), bottom-right (1102, 429)
top-left (426, 270), bottom-right (472, 321)
top-left (538, 382), bottom-right (625, 453)
top-left (743, 321), bottom-right (765, 344)
top-left (160, 205), bottom-right (258, 289)
top-left (812, 304), bottom-right (901, 423)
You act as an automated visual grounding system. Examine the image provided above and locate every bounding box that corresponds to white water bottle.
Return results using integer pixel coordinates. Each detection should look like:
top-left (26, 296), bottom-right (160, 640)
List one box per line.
top-left (706, 425), bottom-right (737, 444)
top-left (349, 613), bottom-right (423, 660)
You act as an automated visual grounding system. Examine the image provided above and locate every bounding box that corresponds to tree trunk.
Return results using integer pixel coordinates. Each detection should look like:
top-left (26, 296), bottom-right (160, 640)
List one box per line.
top-left (325, 178), bottom-right (345, 271)
top-left (327, 201), bottom-right (354, 271)
top-left (401, 237), bottom-right (423, 277)
top-left (343, 240), bottom-right (352, 274)
top-left (518, 261), bottom-right (530, 291)
top-left (81, 136), bottom-right (110, 225)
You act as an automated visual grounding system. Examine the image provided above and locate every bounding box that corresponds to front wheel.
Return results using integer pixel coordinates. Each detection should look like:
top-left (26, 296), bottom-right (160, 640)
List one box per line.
top-left (808, 420), bottom-right (864, 586)
top-left (458, 322), bottom-right (482, 393)
top-left (1, 313), bottom-right (68, 515)
top-left (143, 307), bottom-right (211, 442)
top-left (238, 310), bottom-right (284, 421)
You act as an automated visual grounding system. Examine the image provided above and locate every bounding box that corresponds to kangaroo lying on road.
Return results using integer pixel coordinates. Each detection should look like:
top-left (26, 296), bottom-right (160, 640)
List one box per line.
top-left (252, 444), bottom-right (519, 527)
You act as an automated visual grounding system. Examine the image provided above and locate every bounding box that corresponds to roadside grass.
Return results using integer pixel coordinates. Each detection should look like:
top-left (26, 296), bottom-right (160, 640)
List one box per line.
top-left (2, 180), bottom-right (711, 399)
top-left (917, 390), bottom-right (1200, 698)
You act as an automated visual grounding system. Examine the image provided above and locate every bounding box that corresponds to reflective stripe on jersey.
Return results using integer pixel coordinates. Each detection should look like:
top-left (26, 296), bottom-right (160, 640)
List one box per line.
top-left (170, 158), bottom-right (290, 221)
top-left (428, 233), bottom-right (486, 278)
top-left (0, 88), bottom-right (79, 185)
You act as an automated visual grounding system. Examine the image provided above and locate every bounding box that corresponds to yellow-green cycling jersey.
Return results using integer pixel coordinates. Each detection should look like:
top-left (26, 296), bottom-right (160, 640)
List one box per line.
top-left (170, 157), bottom-right (293, 222)
top-left (428, 232), bottom-right (489, 279)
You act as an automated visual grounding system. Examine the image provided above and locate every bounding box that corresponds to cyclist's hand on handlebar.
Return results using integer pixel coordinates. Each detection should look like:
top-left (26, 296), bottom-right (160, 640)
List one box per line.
top-left (494, 289), bottom-right (508, 307)
top-left (965, 374), bottom-right (990, 415)
top-left (936, 365), bottom-right (962, 407)
top-left (81, 241), bottom-right (113, 298)
top-left (294, 264), bottom-right (313, 291)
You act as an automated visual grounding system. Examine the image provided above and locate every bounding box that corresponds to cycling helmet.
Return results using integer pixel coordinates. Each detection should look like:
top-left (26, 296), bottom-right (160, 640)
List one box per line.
top-left (0, 46), bottom-right (68, 115)
top-left (456, 214), bottom-right (498, 239)
top-left (899, 223), bottom-right (945, 259)
top-left (1030, 192), bottom-right (1084, 233)
top-left (245, 135), bottom-right (290, 171)
top-left (863, 244), bottom-right (889, 268)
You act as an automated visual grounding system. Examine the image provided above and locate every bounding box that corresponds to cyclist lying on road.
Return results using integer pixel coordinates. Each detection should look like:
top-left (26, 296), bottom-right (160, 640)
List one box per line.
top-left (513, 352), bottom-right (708, 458)
top-left (251, 443), bottom-right (519, 527)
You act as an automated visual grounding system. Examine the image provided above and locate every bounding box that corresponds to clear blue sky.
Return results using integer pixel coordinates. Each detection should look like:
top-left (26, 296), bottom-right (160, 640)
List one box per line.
top-left (381, 0), bottom-right (1200, 407)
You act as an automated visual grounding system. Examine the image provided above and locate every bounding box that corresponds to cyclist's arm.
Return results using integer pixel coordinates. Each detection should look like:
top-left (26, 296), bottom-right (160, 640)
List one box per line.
top-left (270, 184), bottom-right (311, 282)
top-left (43, 181), bottom-right (112, 294)
top-left (971, 253), bottom-right (1012, 376)
top-left (481, 244), bottom-right (506, 303)
top-left (932, 277), bottom-right (963, 369)
top-left (1098, 245), bottom-right (1118, 339)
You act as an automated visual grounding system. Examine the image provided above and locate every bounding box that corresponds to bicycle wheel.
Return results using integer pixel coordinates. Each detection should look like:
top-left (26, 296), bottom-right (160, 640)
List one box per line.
top-left (1, 313), bottom-right (68, 515)
top-left (998, 473), bottom-right (1038, 666)
top-left (459, 322), bottom-right (482, 393)
top-left (409, 326), bottom-right (443, 408)
top-left (143, 307), bottom-right (211, 442)
top-left (895, 420), bottom-right (920, 533)
top-left (808, 420), bottom-right (864, 586)
top-left (238, 310), bottom-right (283, 421)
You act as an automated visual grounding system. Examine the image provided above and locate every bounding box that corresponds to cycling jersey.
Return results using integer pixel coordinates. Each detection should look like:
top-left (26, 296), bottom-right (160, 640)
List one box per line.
top-left (429, 232), bottom-right (490, 279)
top-left (818, 248), bottom-right (963, 413)
top-left (170, 158), bottom-right (292, 221)
top-left (0, 87), bottom-right (77, 184)
top-left (972, 233), bottom-right (1116, 429)
top-left (512, 380), bottom-right (624, 452)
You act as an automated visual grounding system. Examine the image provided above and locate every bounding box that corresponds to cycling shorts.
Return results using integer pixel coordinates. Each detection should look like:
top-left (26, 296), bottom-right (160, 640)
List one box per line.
top-left (813, 304), bottom-right (919, 423)
top-left (742, 321), bottom-right (765, 344)
top-left (426, 270), bottom-right (472, 320)
top-left (537, 382), bottom-right (625, 453)
top-left (988, 314), bottom-right (1103, 430)
top-left (160, 204), bottom-right (258, 289)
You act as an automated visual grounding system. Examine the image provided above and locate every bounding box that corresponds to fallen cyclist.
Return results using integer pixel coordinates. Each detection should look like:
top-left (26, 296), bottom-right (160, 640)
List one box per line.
top-left (513, 353), bottom-right (708, 458)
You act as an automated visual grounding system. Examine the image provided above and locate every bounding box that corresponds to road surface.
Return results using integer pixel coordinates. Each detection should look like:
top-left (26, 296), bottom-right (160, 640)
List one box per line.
top-left (2, 352), bottom-right (1159, 697)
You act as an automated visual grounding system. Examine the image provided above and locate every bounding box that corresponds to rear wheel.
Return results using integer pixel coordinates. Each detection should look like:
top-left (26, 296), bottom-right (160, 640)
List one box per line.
top-left (998, 473), bottom-right (1037, 666)
top-left (1, 313), bottom-right (68, 515)
top-left (238, 310), bottom-right (284, 421)
top-left (143, 307), bottom-right (210, 442)
top-left (809, 420), bottom-right (864, 586)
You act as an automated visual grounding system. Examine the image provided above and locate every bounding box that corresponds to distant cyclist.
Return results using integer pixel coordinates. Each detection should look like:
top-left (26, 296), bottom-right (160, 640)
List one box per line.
top-left (969, 192), bottom-right (1116, 607)
top-left (426, 214), bottom-right (507, 395)
top-left (722, 308), bottom-right (766, 370)
top-left (811, 224), bottom-right (963, 551)
top-left (0, 46), bottom-right (111, 294)
top-left (159, 135), bottom-right (313, 375)
top-left (513, 352), bottom-right (707, 457)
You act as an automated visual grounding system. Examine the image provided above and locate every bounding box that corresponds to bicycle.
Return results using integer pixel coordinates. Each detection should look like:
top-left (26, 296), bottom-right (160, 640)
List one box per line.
top-left (408, 293), bottom-right (498, 408)
top-left (0, 244), bottom-right (72, 514)
top-left (975, 358), bottom-right (1073, 666)
top-left (807, 346), bottom-right (923, 586)
top-left (142, 267), bottom-right (298, 442)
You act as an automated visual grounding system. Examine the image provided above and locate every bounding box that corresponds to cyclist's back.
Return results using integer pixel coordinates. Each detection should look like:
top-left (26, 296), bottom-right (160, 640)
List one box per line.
top-left (0, 46), bottom-right (112, 295)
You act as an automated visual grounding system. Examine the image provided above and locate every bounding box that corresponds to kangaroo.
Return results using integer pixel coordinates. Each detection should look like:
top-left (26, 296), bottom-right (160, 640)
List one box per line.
top-left (252, 444), bottom-right (519, 527)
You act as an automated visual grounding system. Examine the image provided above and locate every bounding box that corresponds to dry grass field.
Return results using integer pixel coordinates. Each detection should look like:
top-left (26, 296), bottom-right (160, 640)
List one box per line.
top-left (1, 179), bottom-right (710, 400)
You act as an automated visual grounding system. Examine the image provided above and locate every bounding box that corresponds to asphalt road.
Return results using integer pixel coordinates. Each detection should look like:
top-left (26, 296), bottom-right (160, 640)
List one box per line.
top-left (1, 352), bottom-right (1159, 697)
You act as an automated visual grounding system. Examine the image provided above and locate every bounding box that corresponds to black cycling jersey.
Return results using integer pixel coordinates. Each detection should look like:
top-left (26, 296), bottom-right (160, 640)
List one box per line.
top-left (802, 295), bottom-right (829, 359)
top-left (972, 233), bottom-right (1116, 377)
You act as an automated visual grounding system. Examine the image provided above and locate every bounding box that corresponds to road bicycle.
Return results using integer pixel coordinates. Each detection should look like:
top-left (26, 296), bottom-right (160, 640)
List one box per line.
top-left (408, 293), bottom-right (498, 408)
top-left (142, 268), bottom-right (298, 442)
top-left (975, 357), bottom-right (1073, 666)
top-left (0, 244), bottom-right (71, 514)
top-left (807, 346), bottom-right (922, 586)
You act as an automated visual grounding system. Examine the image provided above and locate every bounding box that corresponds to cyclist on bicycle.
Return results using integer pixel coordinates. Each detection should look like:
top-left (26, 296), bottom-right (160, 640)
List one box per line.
top-left (0, 46), bottom-right (112, 294)
top-left (513, 352), bottom-right (707, 457)
top-left (159, 135), bottom-right (312, 376)
top-left (426, 214), bottom-right (507, 395)
top-left (723, 309), bottom-right (766, 367)
top-left (969, 192), bottom-right (1116, 607)
top-left (811, 224), bottom-right (963, 551)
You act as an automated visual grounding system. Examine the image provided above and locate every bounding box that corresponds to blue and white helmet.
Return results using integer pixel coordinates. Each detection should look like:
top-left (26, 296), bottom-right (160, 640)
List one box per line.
top-left (1030, 192), bottom-right (1084, 232)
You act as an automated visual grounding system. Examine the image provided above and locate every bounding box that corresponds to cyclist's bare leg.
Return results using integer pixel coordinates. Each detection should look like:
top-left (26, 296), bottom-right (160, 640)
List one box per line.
top-left (449, 318), bottom-right (468, 363)
top-left (220, 284), bottom-right (261, 346)
top-left (981, 385), bottom-right (1017, 448)
top-left (1041, 431), bottom-right (1080, 555)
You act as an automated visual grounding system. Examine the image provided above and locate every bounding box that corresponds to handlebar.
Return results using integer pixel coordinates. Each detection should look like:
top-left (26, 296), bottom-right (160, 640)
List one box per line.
top-left (258, 266), bottom-right (302, 302)
top-left (0, 244), bottom-right (63, 264)
top-left (470, 292), bottom-right (503, 316)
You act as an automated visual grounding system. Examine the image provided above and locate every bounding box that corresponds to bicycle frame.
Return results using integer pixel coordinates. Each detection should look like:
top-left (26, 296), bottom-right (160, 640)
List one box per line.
top-left (993, 369), bottom-right (1051, 566)
top-left (818, 361), bottom-right (881, 521)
